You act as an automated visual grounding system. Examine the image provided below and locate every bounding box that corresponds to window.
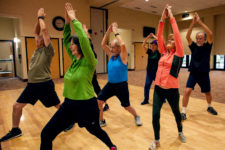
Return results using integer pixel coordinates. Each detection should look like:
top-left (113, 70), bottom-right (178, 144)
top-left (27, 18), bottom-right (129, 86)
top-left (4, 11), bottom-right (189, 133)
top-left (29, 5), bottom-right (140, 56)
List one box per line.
top-left (214, 55), bottom-right (225, 70)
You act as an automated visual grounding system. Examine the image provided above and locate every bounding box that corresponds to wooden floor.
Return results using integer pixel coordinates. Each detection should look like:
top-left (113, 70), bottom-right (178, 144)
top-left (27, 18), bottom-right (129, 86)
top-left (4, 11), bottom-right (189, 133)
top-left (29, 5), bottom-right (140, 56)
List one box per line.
top-left (0, 79), bottom-right (225, 150)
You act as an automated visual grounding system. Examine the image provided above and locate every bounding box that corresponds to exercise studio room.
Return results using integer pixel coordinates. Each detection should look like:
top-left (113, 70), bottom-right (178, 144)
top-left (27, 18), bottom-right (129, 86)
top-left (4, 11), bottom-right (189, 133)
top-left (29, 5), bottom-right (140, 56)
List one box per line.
top-left (0, 0), bottom-right (225, 150)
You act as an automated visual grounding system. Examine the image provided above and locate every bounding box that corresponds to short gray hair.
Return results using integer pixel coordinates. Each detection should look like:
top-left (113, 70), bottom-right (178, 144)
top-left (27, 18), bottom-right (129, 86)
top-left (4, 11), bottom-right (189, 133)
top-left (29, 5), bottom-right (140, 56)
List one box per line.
top-left (196, 32), bottom-right (207, 40)
top-left (112, 39), bottom-right (120, 47)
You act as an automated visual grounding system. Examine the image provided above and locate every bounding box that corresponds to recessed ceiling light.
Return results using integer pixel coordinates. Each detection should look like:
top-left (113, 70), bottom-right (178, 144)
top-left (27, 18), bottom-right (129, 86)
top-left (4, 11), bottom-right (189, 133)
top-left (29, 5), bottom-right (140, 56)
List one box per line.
top-left (150, 5), bottom-right (157, 8)
top-left (145, 0), bottom-right (149, 2)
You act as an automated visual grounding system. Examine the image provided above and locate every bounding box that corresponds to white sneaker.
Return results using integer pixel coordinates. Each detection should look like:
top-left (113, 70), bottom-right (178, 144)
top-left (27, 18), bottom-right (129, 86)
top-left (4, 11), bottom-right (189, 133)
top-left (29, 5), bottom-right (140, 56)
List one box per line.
top-left (148, 141), bottom-right (160, 150)
top-left (99, 119), bottom-right (106, 127)
top-left (135, 116), bottom-right (142, 126)
top-left (179, 132), bottom-right (186, 143)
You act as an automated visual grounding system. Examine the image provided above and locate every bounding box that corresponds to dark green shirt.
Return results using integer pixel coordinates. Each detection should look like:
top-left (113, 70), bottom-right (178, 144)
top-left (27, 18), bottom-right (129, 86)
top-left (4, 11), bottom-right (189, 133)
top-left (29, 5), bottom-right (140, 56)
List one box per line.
top-left (146, 49), bottom-right (161, 72)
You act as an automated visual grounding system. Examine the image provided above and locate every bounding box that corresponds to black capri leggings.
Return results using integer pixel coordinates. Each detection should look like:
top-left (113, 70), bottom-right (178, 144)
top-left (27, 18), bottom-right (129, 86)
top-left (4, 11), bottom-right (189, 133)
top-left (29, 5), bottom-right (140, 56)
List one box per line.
top-left (152, 85), bottom-right (182, 140)
top-left (40, 98), bottom-right (114, 150)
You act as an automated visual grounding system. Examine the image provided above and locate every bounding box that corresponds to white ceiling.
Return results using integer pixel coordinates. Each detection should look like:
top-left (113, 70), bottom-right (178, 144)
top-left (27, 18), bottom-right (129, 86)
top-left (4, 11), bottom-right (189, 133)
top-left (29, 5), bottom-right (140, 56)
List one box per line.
top-left (89, 0), bottom-right (225, 15)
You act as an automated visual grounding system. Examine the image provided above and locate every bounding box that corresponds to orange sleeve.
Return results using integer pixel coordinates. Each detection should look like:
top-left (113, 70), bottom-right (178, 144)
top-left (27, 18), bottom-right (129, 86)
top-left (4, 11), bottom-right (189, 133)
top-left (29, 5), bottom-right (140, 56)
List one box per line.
top-left (157, 21), bottom-right (167, 54)
top-left (170, 17), bottom-right (184, 57)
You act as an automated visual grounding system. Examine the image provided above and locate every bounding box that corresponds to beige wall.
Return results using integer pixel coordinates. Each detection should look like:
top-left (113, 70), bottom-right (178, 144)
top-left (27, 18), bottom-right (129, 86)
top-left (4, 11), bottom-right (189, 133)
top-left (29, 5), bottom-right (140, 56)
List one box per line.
top-left (215, 14), bottom-right (225, 54)
top-left (0, 17), bottom-right (15, 40)
top-left (0, 0), bottom-right (90, 79)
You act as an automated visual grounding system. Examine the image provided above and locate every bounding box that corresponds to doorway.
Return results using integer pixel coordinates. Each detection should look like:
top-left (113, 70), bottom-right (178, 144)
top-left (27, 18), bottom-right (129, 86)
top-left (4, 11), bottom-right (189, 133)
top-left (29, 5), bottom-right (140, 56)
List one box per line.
top-left (0, 40), bottom-right (16, 78)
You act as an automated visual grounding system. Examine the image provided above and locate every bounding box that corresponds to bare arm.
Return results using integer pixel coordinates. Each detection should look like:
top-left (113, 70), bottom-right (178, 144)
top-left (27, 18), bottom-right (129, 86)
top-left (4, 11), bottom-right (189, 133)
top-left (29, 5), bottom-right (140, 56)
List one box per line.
top-left (101, 25), bottom-right (112, 57)
top-left (82, 24), bottom-right (91, 39)
top-left (167, 5), bottom-right (184, 57)
top-left (157, 6), bottom-right (168, 54)
top-left (196, 13), bottom-right (213, 44)
top-left (112, 22), bottom-right (127, 65)
top-left (186, 13), bottom-right (197, 45)
top-left (34, 21), bottom-right (40, 41)
top-left (142, 33), bottom-right (157, 53)
top-left (37, 8), bottom-right (50, 47)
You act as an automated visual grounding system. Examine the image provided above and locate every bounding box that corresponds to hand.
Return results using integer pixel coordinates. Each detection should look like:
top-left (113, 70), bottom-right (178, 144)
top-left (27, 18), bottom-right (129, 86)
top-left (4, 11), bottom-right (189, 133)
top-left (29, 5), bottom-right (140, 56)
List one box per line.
top-left (195, 12), bottom-right (200, 23)
top-left (161, 5), bottom-right (168, 21)
top-left (38, 8), bottom-right (46, 17)
top-left (65, 3), bottom-right (76, 21)
top-left (64, 9), bottom-right (70, 24)
top-left (166, 5), bottom-right (173, 18)
top-left (192, 12), bottom-right (198, 24)
top-left (147, 33), bottom-right (154, 38)
top-left (112, 22), bottom-right (118, 33)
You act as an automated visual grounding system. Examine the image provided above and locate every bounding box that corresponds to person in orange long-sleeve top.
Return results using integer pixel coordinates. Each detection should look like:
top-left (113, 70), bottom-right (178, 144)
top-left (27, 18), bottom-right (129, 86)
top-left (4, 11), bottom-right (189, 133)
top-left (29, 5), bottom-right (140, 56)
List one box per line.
top-left (149, 5), bottom-right (186, 150)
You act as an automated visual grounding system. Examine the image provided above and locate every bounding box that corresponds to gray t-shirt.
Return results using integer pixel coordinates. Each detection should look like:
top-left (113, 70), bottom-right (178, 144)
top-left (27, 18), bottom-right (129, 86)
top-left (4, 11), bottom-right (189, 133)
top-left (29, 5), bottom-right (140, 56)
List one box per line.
top-left (28, 43), bottom-right (54, 83)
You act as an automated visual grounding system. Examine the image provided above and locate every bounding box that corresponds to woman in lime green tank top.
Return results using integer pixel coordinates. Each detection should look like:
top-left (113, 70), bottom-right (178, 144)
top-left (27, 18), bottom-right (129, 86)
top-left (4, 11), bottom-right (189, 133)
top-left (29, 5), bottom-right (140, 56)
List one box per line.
top-left (40, 3), bottom-right (117, 150)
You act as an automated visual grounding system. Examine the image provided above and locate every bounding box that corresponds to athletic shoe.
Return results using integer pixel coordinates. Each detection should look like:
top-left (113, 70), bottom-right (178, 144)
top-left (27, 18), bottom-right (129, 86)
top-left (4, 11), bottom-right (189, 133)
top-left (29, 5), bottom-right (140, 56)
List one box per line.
top-left (103, 104), bottom-right (109, 112)
top-left (110, 145), bottom-right (117, 150)
top-left (179, 132), bottom-right (186, 143)
top-left (148, 141), bottom-right (160, 150)
top-left (0, 128), bottom-right (22, 142)
top-left (181, 113), bottom-right (187, 121)
top-left (99, 119), bottom-right (106, 127)
top-left (141, 101), bottom-right (149, 105)
top-left (64, 122), bottom-right (75, 132)
top-left (135, 116), bottom-right (142, 126)
top-left (207, 107), bottom-right (218, 115)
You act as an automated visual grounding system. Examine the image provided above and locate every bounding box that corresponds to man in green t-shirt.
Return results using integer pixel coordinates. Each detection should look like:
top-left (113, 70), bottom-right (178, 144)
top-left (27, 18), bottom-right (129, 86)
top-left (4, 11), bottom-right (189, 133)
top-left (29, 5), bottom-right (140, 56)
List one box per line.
top-left (0, 8), bottom-right (61, 142)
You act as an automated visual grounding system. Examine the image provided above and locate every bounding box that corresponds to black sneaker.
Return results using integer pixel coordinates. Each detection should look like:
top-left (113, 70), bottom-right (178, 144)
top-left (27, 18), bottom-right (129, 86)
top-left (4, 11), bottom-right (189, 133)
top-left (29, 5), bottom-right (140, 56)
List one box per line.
top-left (103, 104), bottom-right (109, 112)
top-left (207, 107), bottom-right (218, 115)
top-left (181, 113), bottom-right (187, 121)
top-left (64, 122), bottom-right (75, 132)
top-left (0, 128), bottom-right (22, 142)
top-left (141, 101), bottom-right (149, 105)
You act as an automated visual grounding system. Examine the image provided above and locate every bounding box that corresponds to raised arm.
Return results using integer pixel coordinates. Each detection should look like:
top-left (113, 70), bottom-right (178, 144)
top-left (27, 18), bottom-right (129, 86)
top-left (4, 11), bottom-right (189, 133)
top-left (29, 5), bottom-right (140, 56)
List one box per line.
top-left (65, 3), bottom-right (96, 67)
top-left (142, 33), bottom-right (157, 53)
top-left (186, 13), bottom-right (197, 45)
top-left (63, 9), bottom-right (75, 60)
top-left (82, 24), bottom-right (91, 39)
top-left (167, 5), bottom-right (184, 57)
top-left (101, 25), bottom-right (112, 57)
top-left (37, 8), bottom-right (51, 47)
top-left (195, 12), bottom-right (213, 44)
top-left (112, 22), bottom-right (128, 65)
top-left (157, 7), bottom-right (167, 54)
top-left (34, 21), bottom-right (40, 42)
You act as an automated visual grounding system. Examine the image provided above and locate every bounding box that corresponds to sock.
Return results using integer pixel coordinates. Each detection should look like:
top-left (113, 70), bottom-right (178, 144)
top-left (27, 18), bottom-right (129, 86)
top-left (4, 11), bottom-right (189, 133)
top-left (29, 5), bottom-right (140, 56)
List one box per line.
top-left (208, 104), bottom-right (212, 107)
top-left (182, 107), bottom-right (186, 113)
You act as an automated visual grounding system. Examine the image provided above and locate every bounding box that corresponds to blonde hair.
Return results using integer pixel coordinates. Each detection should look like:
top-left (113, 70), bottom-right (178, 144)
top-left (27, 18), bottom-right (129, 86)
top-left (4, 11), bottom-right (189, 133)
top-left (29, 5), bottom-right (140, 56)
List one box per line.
top-left (168, 34), bottom-right (174, 40)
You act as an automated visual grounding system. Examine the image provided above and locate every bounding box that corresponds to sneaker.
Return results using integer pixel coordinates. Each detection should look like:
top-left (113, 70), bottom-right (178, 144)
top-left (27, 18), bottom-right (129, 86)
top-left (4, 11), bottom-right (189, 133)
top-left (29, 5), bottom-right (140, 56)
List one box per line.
top-left (148, 141), bottom-right (160, 150)
top-left (103, 104), bottom-right (109, 112)
top-left (135, 116), bottom-right (142, 126)
top-left (110, 145), bottom-right (117, 150)
top-left (181, 113), bottom-right (187, 121)
top-left (64, 122), bottom-right (75, 132)
top-left (141, 101), bottom-right (149, 105)
top-left (178, 132), bottom-right (186, 143)
top-left (0, 128), bottom-right (22, 142)
top-left (207, 107), bottom-right (218, 115)
top-left (99, 119), bottom-right (106, 127)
